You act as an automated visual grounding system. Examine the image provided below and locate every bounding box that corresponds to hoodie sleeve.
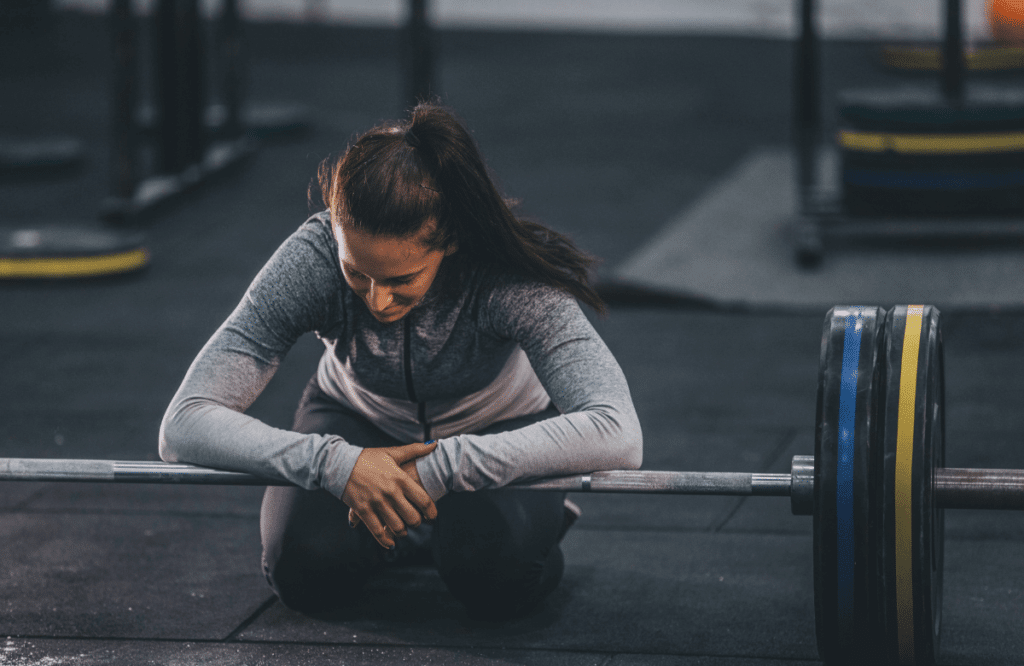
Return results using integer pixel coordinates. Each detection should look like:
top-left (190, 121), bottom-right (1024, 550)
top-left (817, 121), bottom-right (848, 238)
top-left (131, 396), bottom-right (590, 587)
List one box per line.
top-left (415, 277), bottom-right (643, 500)
top-left (158, 217), bottom-right (363, 499)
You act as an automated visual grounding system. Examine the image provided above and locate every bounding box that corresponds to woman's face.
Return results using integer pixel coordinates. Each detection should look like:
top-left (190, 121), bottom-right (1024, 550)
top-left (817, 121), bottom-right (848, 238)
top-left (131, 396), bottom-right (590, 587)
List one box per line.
top-left (335, 219), bottom-right (453, 324)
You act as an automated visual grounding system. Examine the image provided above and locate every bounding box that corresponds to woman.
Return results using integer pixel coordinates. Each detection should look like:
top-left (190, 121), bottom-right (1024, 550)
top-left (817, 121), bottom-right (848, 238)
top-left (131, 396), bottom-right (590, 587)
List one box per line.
top-left (159, 102), bottom-right (642, 620)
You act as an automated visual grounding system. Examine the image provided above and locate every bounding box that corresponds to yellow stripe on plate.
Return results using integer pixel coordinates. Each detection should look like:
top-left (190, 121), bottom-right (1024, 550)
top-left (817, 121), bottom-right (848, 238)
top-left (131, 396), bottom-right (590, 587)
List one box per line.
top-left (838, 129), bottom-right (1024, 155)
top-left (896, 305), bottom-right (924, 665)
top-left (0, 248), bottom-right (149, 279)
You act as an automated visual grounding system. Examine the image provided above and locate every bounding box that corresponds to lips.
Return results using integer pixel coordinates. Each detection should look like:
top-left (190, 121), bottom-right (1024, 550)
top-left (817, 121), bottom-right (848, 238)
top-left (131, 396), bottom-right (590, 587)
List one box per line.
top-left (363, 295), bottom-right (415, 322)
top-left (370, 306), bottom-right (404, 322)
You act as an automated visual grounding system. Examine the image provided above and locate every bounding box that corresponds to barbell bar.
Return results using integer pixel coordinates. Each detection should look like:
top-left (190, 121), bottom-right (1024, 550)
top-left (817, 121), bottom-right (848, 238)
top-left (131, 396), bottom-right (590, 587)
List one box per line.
top-left (0, 304), bottom-right (1021, 666)
top-left (0, 457), bottom-right (1021, 511)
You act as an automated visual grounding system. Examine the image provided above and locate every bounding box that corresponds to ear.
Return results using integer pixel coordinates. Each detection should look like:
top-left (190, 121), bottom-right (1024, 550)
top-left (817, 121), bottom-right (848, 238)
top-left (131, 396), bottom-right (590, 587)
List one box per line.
top-left (443, 243), bottom-right (459, 257)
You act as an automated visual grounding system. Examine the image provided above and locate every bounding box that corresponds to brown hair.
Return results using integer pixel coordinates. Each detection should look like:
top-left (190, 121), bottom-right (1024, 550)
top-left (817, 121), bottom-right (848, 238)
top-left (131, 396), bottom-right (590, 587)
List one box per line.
top-left (316, 102), bottom-right (606, 314)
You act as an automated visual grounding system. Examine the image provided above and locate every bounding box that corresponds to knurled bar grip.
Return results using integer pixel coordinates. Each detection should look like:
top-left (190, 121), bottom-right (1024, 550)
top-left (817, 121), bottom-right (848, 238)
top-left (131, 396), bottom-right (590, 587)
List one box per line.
top-left (0, 458), bottom-right (281, 485)
top-left (516, 470), bottom-right (792, 495)
top-left (0, 457), bottom-right (1021, 510)
top-left (0, 458), bottom-right (792, 492)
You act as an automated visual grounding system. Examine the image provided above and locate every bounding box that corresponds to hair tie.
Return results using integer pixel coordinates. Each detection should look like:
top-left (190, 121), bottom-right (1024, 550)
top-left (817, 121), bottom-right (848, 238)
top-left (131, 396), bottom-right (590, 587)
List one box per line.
top-left (404, 128), bottom-right (422, 148)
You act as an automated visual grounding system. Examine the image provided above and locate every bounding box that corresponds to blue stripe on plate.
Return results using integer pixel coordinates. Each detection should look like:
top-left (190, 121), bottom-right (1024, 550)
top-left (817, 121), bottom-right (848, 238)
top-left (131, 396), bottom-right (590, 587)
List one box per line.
top-left (837, 308), bottom-right (864, 638)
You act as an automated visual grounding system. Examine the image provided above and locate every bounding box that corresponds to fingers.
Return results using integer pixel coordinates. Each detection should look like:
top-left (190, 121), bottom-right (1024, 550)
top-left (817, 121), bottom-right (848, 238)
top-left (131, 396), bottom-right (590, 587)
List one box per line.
top-left (355, 501), bottom-right (409, 549)
top-left (359, 514), bottom-right (394, 549)
top-left (349, 493), bottom-right (427, 531)
top-left (384, 440), bottom-right (437, 466)
top-left (349, 491), bottom-right (428, 540)
top-left (341, 444), bottom-right (441, 550)
top-left (386, 443), bottom-right (438, 520)
top-left (392, 492), bottom-right (426, 529)
top-left (399, 472), bottom-right (438, 521)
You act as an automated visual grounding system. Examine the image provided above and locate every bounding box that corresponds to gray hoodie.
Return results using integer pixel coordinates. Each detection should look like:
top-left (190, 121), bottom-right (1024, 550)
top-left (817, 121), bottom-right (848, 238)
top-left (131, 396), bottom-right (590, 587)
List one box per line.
top-left (159, 212), bottom-right (642, 501)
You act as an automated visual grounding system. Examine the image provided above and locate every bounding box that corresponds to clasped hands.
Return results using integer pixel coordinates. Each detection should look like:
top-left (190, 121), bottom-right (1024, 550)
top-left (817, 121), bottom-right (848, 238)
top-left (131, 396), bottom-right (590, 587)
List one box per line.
top-left (341, 441), bottom-right (438, 550)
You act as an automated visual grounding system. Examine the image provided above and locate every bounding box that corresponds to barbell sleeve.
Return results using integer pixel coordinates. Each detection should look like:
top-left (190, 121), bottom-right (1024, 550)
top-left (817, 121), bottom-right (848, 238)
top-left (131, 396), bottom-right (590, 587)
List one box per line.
top-left (935, 467), bottom-right (1024, 510)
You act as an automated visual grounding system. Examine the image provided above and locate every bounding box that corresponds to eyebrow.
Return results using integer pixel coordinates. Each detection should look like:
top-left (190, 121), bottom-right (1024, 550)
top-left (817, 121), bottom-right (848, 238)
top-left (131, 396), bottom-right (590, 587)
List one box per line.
top-left (344, 263), bottom-right (423, 281)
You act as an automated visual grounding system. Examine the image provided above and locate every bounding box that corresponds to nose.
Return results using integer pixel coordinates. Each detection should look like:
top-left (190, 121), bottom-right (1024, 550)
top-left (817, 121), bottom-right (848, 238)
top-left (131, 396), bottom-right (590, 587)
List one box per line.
top-left (368, 283), bottom-right (393, 312)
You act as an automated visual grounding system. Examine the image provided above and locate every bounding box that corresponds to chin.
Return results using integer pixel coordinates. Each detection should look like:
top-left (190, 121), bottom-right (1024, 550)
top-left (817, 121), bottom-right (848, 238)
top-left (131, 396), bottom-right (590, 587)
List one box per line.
top-left (372, 309), bottom-right (407, 323)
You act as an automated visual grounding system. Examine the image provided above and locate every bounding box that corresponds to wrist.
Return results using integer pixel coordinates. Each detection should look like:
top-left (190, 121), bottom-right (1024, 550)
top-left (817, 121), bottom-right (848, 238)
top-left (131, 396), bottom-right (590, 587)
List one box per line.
top-left (319, 437), bottom-right (363, 499)
top-left (414, 445), bottom-right (448, 502)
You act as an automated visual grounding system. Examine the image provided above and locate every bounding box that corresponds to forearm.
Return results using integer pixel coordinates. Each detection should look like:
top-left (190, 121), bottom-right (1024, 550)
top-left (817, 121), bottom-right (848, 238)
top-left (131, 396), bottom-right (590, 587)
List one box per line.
top-left (159, 396), bottom-right (361, 495)
top-left (158, 333), bottom-right (362, 497)
top-left (158, 217), bottom-right (356, 491)
top-left (415, 402), bottom-right (643, 500)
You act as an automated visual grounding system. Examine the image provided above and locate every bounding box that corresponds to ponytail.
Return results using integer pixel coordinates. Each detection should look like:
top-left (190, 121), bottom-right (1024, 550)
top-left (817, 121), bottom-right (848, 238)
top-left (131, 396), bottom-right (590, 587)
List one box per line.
top-left (318, 102), bottom-right (606, 315)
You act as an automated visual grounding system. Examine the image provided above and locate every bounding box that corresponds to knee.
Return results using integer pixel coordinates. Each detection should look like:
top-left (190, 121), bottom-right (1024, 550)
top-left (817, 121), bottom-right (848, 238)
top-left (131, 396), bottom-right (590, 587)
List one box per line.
top-left (432, 491), bottom-right (567, 618)
top-left (435, 534), bottom-right (565, 619)
top-left (262, 533), bottom-right (373, 614)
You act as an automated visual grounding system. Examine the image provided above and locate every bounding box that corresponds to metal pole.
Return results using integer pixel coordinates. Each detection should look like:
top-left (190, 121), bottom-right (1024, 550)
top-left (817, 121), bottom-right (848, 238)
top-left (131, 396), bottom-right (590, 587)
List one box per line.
top-left (154, 0), bottom-right (206, 173)
top-left (155, 0), bottom-right (181, 174)
top-left (935, 468), bottom-right (1024, 510)
top-left (793, 0), bottom-right (820, 214)
top-left (220, 0), bottom-right (244, 140)
top-left (521, 469), bottom-right (792, 495)
top-left (180, 0), bottom-right (207, 168)
top-left (941, 0), bottom-right (965, 104)
top-left (0, 459), bottom-right (281, 485)
top-left (0, 458), bottom-right (794, 494)
top-left (1, 459), bottom-right (1021, 510)
top-left (109, 0), bottom-right (138, 203)
top-left (405, 0), bottom-right (434, 110)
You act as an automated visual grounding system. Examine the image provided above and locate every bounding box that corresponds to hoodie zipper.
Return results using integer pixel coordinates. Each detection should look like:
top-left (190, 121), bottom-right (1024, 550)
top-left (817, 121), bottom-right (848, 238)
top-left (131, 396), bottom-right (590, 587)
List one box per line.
top-left (403, 316), bottom-right (431, 441)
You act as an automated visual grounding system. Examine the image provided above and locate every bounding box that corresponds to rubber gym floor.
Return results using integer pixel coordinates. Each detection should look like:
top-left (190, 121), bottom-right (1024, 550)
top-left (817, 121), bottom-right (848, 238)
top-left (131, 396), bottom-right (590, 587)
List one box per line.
top-left (1, 10), bottom-right (1023, 666)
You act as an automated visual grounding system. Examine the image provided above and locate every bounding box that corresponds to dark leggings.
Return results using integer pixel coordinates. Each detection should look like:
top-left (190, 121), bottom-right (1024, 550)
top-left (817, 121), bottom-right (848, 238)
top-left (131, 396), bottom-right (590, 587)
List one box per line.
top-left (260, 375), bottom-right (567, 619)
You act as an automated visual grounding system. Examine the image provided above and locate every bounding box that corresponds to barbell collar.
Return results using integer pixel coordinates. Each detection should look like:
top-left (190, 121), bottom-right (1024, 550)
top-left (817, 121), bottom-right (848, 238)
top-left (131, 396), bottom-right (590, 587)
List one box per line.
top-left (790, 455), bottom-right (815, 516)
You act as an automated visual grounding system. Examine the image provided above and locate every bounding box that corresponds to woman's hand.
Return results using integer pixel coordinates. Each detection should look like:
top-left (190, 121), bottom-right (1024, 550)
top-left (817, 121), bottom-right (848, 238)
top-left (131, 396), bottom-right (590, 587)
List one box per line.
top-left (347, 454), bottom-right (429, 535)
top-left (341, 441), bottom-right (438, 549)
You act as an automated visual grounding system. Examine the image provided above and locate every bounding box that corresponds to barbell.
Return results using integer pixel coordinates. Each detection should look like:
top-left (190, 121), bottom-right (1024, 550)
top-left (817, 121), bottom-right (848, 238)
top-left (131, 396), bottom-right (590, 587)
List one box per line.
top-left (0, 304), bottom-right (1022, 665)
